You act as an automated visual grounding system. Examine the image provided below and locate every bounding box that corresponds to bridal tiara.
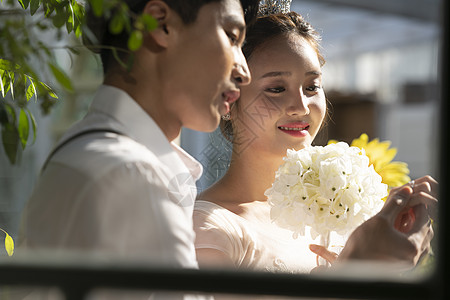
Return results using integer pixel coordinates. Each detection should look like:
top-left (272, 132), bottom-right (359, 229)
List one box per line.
top-left (258, 0), bottom-right (293, 16)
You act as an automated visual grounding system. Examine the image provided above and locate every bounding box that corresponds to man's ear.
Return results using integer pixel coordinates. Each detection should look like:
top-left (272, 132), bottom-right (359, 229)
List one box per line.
top-left (143, 0), bottom-right (173, 48)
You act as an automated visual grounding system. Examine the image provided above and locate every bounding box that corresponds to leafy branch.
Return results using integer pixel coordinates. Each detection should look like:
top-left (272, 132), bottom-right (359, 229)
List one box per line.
top-left (0, 59), bottom-right (60, 163)
top-left (0, 0), bottom-right (157, 164)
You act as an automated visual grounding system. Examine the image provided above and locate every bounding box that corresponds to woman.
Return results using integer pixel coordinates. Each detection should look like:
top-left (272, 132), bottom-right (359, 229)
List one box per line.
top-left (193, 12), bottom-right (437, 273)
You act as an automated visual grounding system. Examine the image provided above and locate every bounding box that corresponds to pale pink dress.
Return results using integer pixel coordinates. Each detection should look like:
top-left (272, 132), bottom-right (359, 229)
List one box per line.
top-left (193, 200), bottom-right (346, 274)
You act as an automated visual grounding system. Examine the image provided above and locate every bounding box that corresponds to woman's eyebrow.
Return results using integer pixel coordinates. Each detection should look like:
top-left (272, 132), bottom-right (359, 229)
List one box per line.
top-left (260, 71), bottom-right (321, 79)
top-left (261, 71), bottom-right (292, 79)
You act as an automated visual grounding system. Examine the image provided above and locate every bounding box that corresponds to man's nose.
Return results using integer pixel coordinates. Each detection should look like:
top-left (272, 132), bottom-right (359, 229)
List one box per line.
top-left (232, 49), bottom-right (251, 86)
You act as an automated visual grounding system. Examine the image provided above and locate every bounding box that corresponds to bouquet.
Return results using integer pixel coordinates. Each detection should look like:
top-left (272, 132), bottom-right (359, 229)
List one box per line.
top-left (265, 142), bottom-right (388, 244)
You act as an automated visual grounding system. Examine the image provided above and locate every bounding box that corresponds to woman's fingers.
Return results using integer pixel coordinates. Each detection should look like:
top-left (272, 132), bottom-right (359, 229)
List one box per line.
top-left (381, 186), bottom-right (414, 223)
top-left (412, 181), bottom-right (432, 195)
top-left (383, 179), bottom-right (438, 224)
top-left (394, 203), bottom-right (432, 234)
top-left (405, 217), bottom-right (434, 264)
top-left (409, 192), bottom-right (438, 219)
top-left (309, 244), bottom-right (338, 264)
top-left (390, 176), bottom-right (438, 199)
top-left (413, 175), bottom-right (438, 198)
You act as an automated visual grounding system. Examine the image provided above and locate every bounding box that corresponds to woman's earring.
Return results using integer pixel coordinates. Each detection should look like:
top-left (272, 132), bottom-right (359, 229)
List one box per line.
top-left (221, 113), bottom-right (231, 121)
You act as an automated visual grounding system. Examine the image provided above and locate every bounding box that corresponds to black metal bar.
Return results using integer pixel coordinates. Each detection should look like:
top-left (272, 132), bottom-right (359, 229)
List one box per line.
top-left (0, 259), bottom-right (440, 299)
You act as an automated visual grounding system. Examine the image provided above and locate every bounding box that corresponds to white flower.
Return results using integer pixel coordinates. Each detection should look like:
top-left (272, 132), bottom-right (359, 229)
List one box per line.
top-left (266, 142), bottom-right (388, 240)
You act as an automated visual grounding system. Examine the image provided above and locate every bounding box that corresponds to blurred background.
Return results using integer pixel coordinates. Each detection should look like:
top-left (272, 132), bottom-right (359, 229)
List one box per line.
top-left (185, 0), bottom-right (442, 192)
top-left (0, 0), bottom-right (443, 252)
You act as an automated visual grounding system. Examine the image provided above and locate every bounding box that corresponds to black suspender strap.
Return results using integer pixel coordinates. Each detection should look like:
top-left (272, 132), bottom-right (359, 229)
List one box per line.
top-left (41, 129), bottom-right (123, 172)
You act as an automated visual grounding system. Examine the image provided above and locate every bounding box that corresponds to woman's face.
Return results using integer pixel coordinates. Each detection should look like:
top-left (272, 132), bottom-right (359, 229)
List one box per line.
top-left (232, 33), bottom-right (326, 158)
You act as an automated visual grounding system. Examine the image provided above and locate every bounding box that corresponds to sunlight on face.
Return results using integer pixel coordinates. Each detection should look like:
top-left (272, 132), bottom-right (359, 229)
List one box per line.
top-left (165, 0), bottom-right (249, 133)
top-left (232, 33), bottom-right (326, 158)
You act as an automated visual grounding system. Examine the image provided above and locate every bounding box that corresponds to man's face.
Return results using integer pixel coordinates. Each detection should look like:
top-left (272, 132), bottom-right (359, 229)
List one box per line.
top-left (163, 0), bottom-right (251, 133)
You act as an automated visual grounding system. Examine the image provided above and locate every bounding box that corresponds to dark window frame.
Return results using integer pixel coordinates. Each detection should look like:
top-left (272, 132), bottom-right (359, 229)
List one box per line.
top-left (0, 1), bottom-right (448, 299)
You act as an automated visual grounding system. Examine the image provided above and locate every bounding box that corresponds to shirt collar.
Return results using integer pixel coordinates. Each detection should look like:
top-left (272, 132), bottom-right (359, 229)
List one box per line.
top-left (88, 84), bottom-right (203, 181)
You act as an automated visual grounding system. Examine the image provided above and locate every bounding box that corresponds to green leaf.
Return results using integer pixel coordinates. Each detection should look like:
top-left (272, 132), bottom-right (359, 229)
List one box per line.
top-left (2, 123), bottom-right (20, 164)
top-left (26, 108), bottom-right (37, 144)
top-left (52, 8), bottom-right (67, 28)
top-left (5, 233), bottom-right (14, 256)
top-left (0, 106), bottom-right (7, 125)
top-left (2, 72), bottom-right (11, 96)
top-left (5, 234), bottom-right (14, 256)
top-left (66, 17), bottom-right (74, 33)
top-left (39, 94), bottom-right (57, 115)
top-left (66, 2), bottom-right (75, 33)
top-left (75, 25), bottom-right (83, 38)
top-left (18, 0), bottom-right (30, 9)
top-left (128, 30), bottom-right (143, 51)
top-left (4, 103), bottom-right (16, 123)
top-left (8, 72), bottom-right (14, 100)
top-left (73, 1), bottom-right (83, 23)
top-left (90, 0), bottom-right (103, 17)
top-left (141, 14), bottom-right (158, 31)
top-left (49, 63), bottom-right (73, 92)
top-left (16, 74), bottom-right (27, 103)
top-left (26, 76), bottom-right (37, 101)
top-left (0, 59), bottom-right (19, 71)
top-left (18, 109), bottom-right (29, 149)
top-left (0, 229), bottom-right (14, 256)
top-left (73, 1), bottom-right (85, 37)
top-left (30, 0), bottom-right (40, 16)
top-left (39, 82), bottom-right (58, 99)
top-left (0, 70), bottom-right (4, 98)
top-left (109, 13), bottom-right (125, 34)
top-left (44, 2), bottom-right (54, 17)
top-left (66, 20), bottom-right (73, 33)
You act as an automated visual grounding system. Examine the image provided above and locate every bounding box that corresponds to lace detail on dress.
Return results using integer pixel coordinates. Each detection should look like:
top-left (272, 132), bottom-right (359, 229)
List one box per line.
top-left (265, 258), bottom-right (296, 274)
top-left (194, 200), bottom-right (322, 273)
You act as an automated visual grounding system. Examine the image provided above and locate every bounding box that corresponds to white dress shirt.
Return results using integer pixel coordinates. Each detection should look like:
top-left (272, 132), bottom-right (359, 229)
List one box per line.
top-left (19, 85), bottom-right (204, 292)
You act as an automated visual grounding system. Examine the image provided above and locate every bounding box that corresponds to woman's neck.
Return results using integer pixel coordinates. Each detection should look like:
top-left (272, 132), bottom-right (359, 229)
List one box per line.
top-left (201, 149), bottom-right (283, 209)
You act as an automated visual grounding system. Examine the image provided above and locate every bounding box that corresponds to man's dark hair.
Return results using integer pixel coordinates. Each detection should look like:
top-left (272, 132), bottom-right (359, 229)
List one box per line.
top-left (83, 0), bottom-right (259, 74)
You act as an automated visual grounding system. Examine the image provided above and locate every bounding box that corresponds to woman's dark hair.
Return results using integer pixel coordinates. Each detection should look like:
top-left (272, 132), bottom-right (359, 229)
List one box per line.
top-left (221, 11), bottom-right (325, 141)
top-left (243, 12), bottom-right (324, 65)
top-left (83, 0), bottom-right (259, 74)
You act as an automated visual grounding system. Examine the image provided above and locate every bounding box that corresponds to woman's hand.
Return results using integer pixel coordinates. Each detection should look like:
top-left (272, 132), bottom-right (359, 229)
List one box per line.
top-left (337, 175), bottom-right (437, 267)
top-left (309, 244), bottom-right (338, 273)
top-left (391, 175), bottom-right (438, 231)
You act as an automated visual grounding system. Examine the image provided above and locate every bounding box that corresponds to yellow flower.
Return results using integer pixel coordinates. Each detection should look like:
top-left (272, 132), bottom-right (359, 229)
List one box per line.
top-left (328, 133), bottom-right (410, 191)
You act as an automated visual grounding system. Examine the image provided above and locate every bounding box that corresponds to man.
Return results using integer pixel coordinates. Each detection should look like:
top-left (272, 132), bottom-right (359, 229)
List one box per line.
top-left (18, 0), bottom-right (258, 297)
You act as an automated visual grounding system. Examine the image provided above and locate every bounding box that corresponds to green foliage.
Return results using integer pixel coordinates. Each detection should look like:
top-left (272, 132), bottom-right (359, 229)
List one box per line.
top-left (0, 0), bottom-right (158, 164)
top-left (128, 30), bottom-right (143, 51)
top-left (0, 228), bottom-right (14, 256)
top-left (48, 62), bottom-right (74, 92)
top-left (0, 58), bottom-right (58, 163)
